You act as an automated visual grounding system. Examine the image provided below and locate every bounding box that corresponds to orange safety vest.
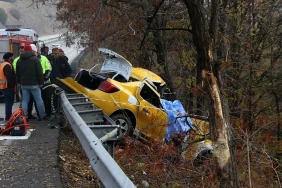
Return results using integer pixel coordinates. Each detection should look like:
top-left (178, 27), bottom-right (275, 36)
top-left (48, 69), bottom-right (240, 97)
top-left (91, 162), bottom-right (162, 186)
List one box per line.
top-left (0, 62), bottom-right (12, 89)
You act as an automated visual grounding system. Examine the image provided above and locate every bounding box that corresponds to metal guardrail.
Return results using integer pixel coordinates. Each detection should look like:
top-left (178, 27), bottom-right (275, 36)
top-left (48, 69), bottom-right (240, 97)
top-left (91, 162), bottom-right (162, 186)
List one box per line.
top-left (60, 92), bottom-right (136, 188)
top-left (38, 34), bottom-right (66, 44)
top-left (70, 50), bottom-right (84, 77)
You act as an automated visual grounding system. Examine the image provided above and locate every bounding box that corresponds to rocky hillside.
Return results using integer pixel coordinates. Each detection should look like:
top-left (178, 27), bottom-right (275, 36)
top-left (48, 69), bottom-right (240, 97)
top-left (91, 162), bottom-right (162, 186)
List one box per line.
top-left (0, 0), bottom-right (64, 37)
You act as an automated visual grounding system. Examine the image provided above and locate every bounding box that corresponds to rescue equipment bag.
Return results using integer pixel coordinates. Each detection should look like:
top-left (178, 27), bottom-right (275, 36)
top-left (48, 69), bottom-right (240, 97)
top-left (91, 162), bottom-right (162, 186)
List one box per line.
top-left (0, 108), bottom-right (34, 136)
top-left (10, 116), bottom-right (27, 136)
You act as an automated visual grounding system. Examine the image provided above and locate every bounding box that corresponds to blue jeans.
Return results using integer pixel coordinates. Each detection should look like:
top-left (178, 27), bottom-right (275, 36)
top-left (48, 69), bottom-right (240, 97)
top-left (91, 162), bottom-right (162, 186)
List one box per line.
top-left (1, 88), bottom-right (15, 120)
top-left (21, 85), bottom-right (46, 119)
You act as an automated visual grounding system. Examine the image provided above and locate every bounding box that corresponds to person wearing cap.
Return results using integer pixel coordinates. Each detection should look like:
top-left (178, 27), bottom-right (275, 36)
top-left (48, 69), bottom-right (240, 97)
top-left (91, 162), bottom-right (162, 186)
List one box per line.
top-left (16, 44), bottom-right (47, 120)
top-left (30, 44), bottom-right (52, 119)
top-left (14, 44), bottom-right (52, 119)
top-left (13, 44), bottom-right (38, 119)
top-left (0, 52), bottom-right (17, 120)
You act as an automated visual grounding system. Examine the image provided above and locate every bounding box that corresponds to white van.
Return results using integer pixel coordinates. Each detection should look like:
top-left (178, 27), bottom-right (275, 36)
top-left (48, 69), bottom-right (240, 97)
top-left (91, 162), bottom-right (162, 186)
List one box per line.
top-left (0, 28), bottom-right (39, 43)
top-left (50, 44), bottom-right (61, 49)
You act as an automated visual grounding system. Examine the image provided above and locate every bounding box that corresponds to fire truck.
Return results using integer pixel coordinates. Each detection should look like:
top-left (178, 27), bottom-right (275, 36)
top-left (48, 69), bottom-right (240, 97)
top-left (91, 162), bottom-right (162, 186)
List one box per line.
top-left (0, 28), bottom-right (38, 59)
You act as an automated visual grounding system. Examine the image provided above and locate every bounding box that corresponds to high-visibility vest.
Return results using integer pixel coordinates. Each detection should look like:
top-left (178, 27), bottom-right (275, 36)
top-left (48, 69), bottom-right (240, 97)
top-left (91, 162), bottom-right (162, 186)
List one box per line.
top-left (13, 56), bottom-right (20, 72)
top-left (13, 55), bottom-right (51, 74)
top-left (0, 62), bottom-right (11, 89)
top-left (40, 55), bottom-right (52, 74)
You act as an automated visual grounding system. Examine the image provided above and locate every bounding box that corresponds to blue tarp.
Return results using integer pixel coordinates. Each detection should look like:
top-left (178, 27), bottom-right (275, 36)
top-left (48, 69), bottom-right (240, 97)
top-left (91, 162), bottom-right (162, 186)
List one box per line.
top-left (160, 99), bottom-right (193, 142)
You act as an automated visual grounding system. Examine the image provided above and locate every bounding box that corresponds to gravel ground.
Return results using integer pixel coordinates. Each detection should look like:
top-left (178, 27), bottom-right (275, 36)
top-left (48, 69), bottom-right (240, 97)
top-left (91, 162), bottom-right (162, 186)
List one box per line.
top-left (0, 118), bottom-right (101, 187)
top-left (0, 119), bottom-right (62, 187)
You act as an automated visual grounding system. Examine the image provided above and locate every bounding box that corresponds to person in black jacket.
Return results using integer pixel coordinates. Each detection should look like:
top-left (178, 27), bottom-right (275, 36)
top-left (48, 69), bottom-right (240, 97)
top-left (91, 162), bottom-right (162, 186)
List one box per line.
top-left (0, 52), bottom-right (17, 120)
top-left (48, 48), bottom-right (72, 85)
top-left (58, 48), bottom-right (69, 61)
top-left (16, 45), bottom-right (47, 120)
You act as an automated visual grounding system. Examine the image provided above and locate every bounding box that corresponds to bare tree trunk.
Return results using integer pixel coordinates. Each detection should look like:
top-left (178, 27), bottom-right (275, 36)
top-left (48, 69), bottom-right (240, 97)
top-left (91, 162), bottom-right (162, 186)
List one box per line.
top-left (183, 0), bottom-right (239, 186)
top-left (270, 40), bottom-right (282, 141)
top-left (151, 18), bottom-right (174, 94)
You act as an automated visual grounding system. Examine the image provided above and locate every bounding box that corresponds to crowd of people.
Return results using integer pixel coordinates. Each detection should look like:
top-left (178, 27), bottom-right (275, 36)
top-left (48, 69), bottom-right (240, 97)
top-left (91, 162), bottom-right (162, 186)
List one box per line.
top-left (0, 44), bottom-right (72, 122)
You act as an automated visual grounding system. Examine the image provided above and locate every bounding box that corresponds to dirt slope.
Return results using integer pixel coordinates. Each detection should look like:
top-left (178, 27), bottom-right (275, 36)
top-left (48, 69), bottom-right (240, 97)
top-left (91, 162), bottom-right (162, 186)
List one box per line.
top-left (0, 0), bottom-right (64, 36)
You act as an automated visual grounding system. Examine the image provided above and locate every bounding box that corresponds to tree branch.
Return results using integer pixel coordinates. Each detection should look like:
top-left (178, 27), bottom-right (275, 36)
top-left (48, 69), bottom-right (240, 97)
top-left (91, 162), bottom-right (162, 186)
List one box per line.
top-left (148, 27), bottom-right (192, 33)
top-left (139, 0), bottom-right (165, 49)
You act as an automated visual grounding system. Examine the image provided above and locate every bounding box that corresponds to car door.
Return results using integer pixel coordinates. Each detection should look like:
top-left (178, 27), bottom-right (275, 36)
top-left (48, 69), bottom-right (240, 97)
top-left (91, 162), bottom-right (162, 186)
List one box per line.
top-left (135, 81), bottom-right (168, 141)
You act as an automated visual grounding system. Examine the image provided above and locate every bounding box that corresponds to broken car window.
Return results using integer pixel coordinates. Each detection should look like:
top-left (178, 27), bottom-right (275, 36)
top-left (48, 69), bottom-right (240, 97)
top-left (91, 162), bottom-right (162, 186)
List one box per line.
top-left (140, 84), bottom-right (162, 109)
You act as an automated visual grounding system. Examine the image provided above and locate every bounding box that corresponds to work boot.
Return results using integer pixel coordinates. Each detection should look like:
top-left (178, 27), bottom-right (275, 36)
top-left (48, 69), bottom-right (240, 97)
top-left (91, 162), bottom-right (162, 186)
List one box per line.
top-left (28, 115), bottom-right (37, 120)
top-left (38, 116), bottom-right (49, 121)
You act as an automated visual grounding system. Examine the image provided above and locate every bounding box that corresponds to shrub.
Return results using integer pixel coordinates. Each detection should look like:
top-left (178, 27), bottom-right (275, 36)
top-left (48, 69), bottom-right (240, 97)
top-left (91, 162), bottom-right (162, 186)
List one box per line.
top-left (0, 8), bottom-right (7, 24)
top-left (9, 8), bottom-right (20, 20)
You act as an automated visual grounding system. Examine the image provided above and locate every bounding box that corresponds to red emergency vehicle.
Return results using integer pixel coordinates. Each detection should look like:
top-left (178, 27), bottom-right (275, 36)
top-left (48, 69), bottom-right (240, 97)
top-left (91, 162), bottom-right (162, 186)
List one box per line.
top-left (0, 28), bottom-right (38, 59)
top-left (0, 28), bottom-right (38, 102)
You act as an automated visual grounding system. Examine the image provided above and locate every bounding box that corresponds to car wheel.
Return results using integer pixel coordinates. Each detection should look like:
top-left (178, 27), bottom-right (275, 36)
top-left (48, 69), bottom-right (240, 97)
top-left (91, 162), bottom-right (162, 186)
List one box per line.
top-left (110, 113), bottom-right (134, 137)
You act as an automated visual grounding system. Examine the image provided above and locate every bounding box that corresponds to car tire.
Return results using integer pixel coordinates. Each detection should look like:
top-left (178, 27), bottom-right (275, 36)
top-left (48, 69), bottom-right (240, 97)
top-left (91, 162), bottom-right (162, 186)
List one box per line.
top-left (110, 113), bottom-right (134, 137)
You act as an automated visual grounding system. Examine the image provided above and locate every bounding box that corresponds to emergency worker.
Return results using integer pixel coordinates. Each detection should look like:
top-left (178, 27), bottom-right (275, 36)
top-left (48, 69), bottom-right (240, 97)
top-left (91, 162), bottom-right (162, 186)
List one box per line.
top-left (14, 44), bottom-right (38, 119)
top-left (13, 44), bottom-right (25, 102)
top-left (16, 44), bottom-right (46, 120)
top-left (14, 45), bottom-right (52, 82)
top-left (0, 52), bottom-right (17, 120)
top-left (37, 50), bottom-right (55, 119)
top-left (42, 46), bottom-right (49, 57)
top-left (14, 44), bottom-right (52, 119)
top-left (41, 82), bottom-right (58, 119)
top-left (13, 45), bottom-right (25, 70)
top-left (27, 46), bottom-right (52, 119)
top-left (39, 53), bottom-right (52, 83)
top-left (48, 47), bottom-right (72, 85)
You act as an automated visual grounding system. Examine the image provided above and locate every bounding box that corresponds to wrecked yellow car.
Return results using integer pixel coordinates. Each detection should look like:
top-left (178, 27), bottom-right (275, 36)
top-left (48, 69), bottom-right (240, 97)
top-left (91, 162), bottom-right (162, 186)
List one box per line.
top-left (60, 48), bottom-right (168, 141)
top-left (59, 48), bottom-right (213, 163)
